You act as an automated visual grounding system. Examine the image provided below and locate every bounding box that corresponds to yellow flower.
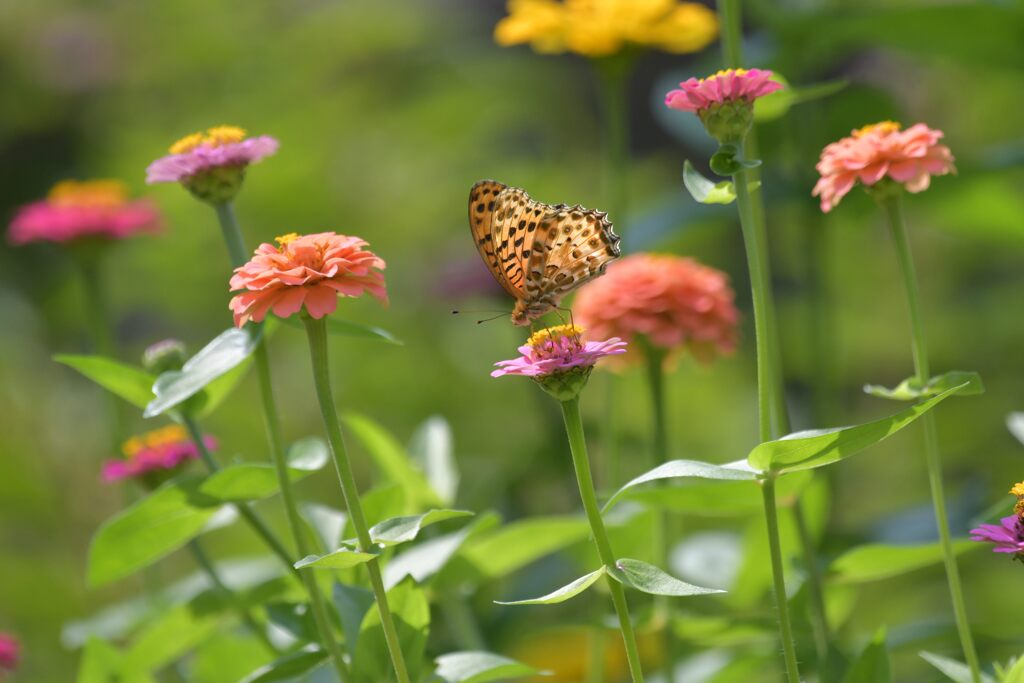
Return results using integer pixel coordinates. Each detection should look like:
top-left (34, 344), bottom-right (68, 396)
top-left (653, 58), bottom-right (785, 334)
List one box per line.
top-left (495, 0), bottom-right (718, 57)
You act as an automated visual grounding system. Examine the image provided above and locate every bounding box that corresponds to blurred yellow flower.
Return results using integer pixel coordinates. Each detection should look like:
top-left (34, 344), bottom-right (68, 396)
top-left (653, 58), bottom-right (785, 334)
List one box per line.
top-left (495, 0), bottom-right (718, 58)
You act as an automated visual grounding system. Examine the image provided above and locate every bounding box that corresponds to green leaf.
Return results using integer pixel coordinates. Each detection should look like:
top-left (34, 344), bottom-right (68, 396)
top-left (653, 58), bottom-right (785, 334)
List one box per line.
top-left (191, 633), bottom-right (271, 683)
top-left (842, 629), bottom-right (891, 683)
top-left (864, 370), bottom-right (983, 401)
top-left (302, 503), bottom-right (348, 554)
top-left (144, 327), bottom-right (259, 418)
top-left (496, 567), bottom-right (606, 606)
top-left (623, 470), bottom-right (812, 517)
top-left (88, 475), bottom-right (227, 586)
top-left (370, 509), bottom-right (473, 547)
top-left (748, 383), bottom-right (968, 473)
top-left (199, 437), bottom-right (328, 502)
top-left (76, 638), bottom-right (155, 683)
top-left (683, 161), bottom-right (737, 205)
top-left (829, 540), bottom-right (979, 584)
top-left (239, 645), bottom-right (328, 683)
top-left (122, 592), bottom-right (227, 673)
top-left (353, 578), bottom-right (430, 683)
top-left (434, 651), bottom-right (544, 683)
top-left (384, 521), bottom-right (482, 589)
top-left (1003, 655), bottom-right (1024, 683)
top-left (607, 558), bottom-right (723, 597)
top-left (409, 416), bottom-right (460, 505)
top-left (334, 582), bottom-right (374, 653)
top-left (920, 651), bottom-right (997, 683)
top-left (603, 459), bottom-right (757, 512)
top-left (295, 547), bottom-right (377, 570)
top-left (459, 516), bottom-right (591, 579)
top-left (277, 313), bottom-right (403, 345)
top-left (344, 413), bottom-right (444, 510)
top-left (196, 354), bottom-right (254, 417)
top-left (1008, 412), bottom-right (1024, 446)
top-left (55, 355), bottom-right (155, 409)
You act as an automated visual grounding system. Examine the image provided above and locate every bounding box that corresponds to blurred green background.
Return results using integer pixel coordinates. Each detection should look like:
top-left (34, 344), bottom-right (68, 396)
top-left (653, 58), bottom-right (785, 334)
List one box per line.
top-left (1, 0), bottom-right (1023, 681)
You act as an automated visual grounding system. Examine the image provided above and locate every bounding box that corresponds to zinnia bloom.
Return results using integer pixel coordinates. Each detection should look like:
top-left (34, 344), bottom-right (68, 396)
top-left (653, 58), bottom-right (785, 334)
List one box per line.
top-left (970, 480), bottom-right (1024, 560)
top-left (812, 121), bottom-right (955, 213)
top-left (8, 179), bottom-right (161, 246)
top-left (495, 0), bottom-right (718, 57)
top-left (573, 253), bottom-right (738, 366)
top-left (665, 68), bottom-right (782, 144)
top-left (0, 633), bottom-right (18, 673)
top-left (102, 425), bottom-right (213, 484)
top-left (492, 324), bottom-right (626, 400)
top-left (229, 232), bottom-right (387, 327)
top-left (146, 125), bottom-right (278, 203)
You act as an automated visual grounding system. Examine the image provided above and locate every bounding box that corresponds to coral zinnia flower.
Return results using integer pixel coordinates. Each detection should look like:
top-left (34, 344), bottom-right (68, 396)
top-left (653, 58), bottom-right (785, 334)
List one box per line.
top-left (102, 425), bottom-right (212, 484)
top-left (573, 253), bottom-right (738, 366)
top-left (8, 179), bottom-right (161, 246)
top-left (495, 0), bottom-right (718, 57)
top-left (664, 68), bottom-right (781, 114)
top-left (146, 125), bottom-right (278, 203)
top-left (0, 633), bottom-right (18, 673)
top-left (229, 232), bottom-right (387, 327)
top-left (812, 121), bottom-right (955, 213)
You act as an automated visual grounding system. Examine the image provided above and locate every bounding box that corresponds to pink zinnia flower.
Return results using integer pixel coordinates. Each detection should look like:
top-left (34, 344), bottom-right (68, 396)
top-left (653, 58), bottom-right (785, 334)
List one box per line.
top-left (812, 121), bottom-right (955, 213)
top-left (146, 125), bottom-right (278, 184)
top-left (102, 425), bottom-right (213, 484)
top-left (970, 516), bottom-right (1024, 557)
top-left (229, 232), bottom-right (387, 327)
top-left (664, 68), bottom-right (781, 114)
top-left (0, 633), bottom-right (18, 673)
top-left (8, 179), bottom-right (161, 246)
top-left (573, 253), bottom-right (738, 366)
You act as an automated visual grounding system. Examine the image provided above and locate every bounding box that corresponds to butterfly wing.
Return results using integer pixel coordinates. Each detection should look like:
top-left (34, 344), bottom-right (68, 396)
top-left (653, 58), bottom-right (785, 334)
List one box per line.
top-left (469, 180), bottom-right (546, 299)
top-left (468, 180), bottom-right (514, 295)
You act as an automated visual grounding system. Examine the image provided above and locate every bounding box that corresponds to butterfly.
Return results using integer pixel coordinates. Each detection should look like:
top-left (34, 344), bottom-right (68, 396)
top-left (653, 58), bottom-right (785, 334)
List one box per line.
top-left (468, 180), bottom-right (621, 326)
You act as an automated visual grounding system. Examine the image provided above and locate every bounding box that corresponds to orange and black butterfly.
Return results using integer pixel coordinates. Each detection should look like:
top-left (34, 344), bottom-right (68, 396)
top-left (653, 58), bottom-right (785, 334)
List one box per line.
top-left (468, 180), bottom-right (621, 326)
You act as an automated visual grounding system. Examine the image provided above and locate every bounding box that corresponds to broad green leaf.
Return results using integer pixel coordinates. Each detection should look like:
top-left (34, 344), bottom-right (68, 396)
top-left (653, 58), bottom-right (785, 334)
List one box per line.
top-left (1003, 655), bottom-right (1024, 683)
top-left (608, 558), bottom-right (723, 597)
top-left (191, 633), bottom-right (271, 683)
top-left (603, 459), bottom-right (757, 512)
top-left (361, 482), bottom-right (408, 530)
top-left (266, 602), bottom-right (317, 642)
top-left (384, 515), bottom-right (496, 588)
top-left (496, 567), bottom-right (606, 606)
top-left (195, 354), bottom-right (254, 417)
top-left (76, 638), bottom-right (154, 683)
top-left (334, 582), bottom-right (374, 653)
top-left (920, 651), bottom-right (997, 683)
top-left (353, 578), bottom-right (430, 683)
top-left (409, 416), bottom-right (459, 505)
top-left (144, 327), bottom-right (259, 418)
top-left (199, 437), bottom-right (329, 502)
top-left (864, 370), bottom-right (983, 401)
top-left (459, 516), bottom-right (591, 579)
top-left (624, 470), bottom-right (812, 517)
top-left (55, 355), bottom-right (155, 409)
top-left (239, 645), bottom-right (328, 683)
top-left (842, 629), bottom-right (891, 683)
top-left (277, 313), bottom-right (403, 345)
top-left (344, 413), bottom-right (443, 510)
top-left (88, 475), bottom-right (226, 586)
top-left (829, 540), bottom-right (978, 584)
top-left (683, 161), bottom-right (737, 205)
top-left (748, 383), bottom-right (967, 473)
top-left (1008, 412), bottom-right (1024, 446)
top-left (370, 509), bottom-right (473, 547)
top-left (302, 503), bottom-right (348, 555)
top-left (122, 591), bottom-right (226, 673)
top-left (295, 547), bottom-right (377, 570)
top-left (434, 651), bottom-right (543, 683)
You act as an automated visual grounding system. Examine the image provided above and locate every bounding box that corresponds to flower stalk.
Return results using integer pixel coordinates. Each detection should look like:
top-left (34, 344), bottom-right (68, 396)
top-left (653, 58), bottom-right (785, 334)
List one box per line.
top-left (881, 193), bottom-right (981, 683)
top-left (303, 315), bottom-right (411, 683)
top-left (560, 396), bottom-right (645, 683)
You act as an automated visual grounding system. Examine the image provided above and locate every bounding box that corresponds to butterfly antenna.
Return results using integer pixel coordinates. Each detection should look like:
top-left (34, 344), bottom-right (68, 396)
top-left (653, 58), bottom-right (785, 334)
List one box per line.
top-left (475, 312), bottom-right (507, 325)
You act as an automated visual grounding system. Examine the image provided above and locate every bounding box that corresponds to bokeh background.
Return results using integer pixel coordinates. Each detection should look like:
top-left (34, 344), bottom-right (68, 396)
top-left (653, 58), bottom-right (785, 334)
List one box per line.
top-left (1, 0), bottom-right (1023, 681)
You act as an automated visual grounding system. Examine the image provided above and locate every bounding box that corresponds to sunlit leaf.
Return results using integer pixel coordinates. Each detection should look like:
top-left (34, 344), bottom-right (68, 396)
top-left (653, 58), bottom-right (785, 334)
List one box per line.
top-left (683, 161), bottom-right (738, 205)
top-left (239, 645), bottom-right (328, 683)
top-left (1003, 655), bottom-right (1024, 683)
top-left (495, 567), bottom-right (606, 606)
top-left (920, 651), bottom-right (997, 683)
top-left (295, 547), bottom-right (377, 570)
top-left (55, 355), bottom-right (155, 409)
top-left (459, 516), bottom-right (591, 579)
top-left (603, 459), bottom-right (757, 512)
top-left (864, 370), bottom-right (983, 401)
top-left (829, 540), bottom-right (979, 584)
top-left (842, 629), bottom-right (890, 683)
top-left (353, 578), bottom-right (430, 683)
top-left (302, 503), bottom-right (348, 555)
top-left (122, 591), bottom-right (227, 673)
top-left (608, 558), bottom-right (723, 597)
top-left (434, 651), bottom-right (544, 683)
top-left (200, 437), bottom-right (328, 502)
top-left (344, 413), bottom-right (443, 510)
top-left (76, 637), bottom-right (154, 683)
top-left (623, 470), bottom-right (812, 517)
top-left (191, 633), bottom-right (271, 683)
top-left (409, 416), bottom-right (459, 505)
top-left (385, 513), bottom-right (501, 589)
top-left (370, 509), bottom-right (473, 547)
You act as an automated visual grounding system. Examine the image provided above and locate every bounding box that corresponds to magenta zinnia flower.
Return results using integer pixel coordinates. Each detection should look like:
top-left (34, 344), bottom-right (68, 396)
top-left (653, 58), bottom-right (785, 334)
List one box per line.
top-left (0, 633), bottom-right (18, 673)
top-left (812, 121), bottom-right (955, 213)
top-left (665, 68), bottom-right (781, 114)
top-left (102, 425), bottom-right (213, 484)
top-left (970, 516), bottom-right (1024, 557)
top-left (8, 179), bottom-right (161, 246)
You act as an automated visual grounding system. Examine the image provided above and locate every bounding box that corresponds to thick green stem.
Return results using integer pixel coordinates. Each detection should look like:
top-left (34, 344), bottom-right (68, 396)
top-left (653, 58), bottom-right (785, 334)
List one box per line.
top-left (188, 539), bottom-right (276, 653)
top-left (303, 316), bottom-right (411, 683)
top-left (560, 397), bottom-right (645, 683)
top-left (762, 476), bottom-right (801, 683)
top-left (211, 203), bottom-right (349, 680)
top-left (883, 195), bottom-right (981, 683)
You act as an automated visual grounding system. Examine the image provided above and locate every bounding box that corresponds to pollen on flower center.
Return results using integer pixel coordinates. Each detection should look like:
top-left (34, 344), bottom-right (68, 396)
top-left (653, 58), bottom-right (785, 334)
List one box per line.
top-left (704, 68), bottom-right (748, 82)
top-left (47, 179), bottom-right (128, 207)
top-left (1009, 481), bottom-right (1024, 497)
top-left (527, 324), bottom-right (585, 349)
top-left (854, 120), bottom-right (901, 138)
top-left (168, 125), bottom-right (248, 154)
top-left (275, 232), bottom-right (301, 248)
top-left (121, 425), bottom-right (189, 459)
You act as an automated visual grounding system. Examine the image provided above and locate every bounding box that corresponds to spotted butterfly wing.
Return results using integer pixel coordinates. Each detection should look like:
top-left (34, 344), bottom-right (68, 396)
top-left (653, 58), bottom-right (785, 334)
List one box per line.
top-left (468, 180), bottom-right (620, 325)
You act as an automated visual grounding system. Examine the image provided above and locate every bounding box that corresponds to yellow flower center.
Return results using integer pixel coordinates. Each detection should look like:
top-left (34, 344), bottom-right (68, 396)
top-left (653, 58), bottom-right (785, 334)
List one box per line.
top-left (275, 232), bottom-right (301, 248)
top-left (169, 125), bottom-right (248, 154)
top-left (527, 324), bottom-right (584, 349)
top-left (121, 425), bottom-right (189, 458)
top-left (47, 179), bottom-right (127, 207)
top-left (702, 68), bottom-right (747, 82)
top-left (853, 121), bottom-right (901, 138)
top-left (1010, 481), bottom-right (1024, 497)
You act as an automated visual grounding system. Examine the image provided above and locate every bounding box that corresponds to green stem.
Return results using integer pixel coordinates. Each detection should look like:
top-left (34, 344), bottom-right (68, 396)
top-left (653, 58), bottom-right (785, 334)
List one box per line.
top-left (210, 203), bottom-right (349, 681)
top-left (717, 0), bottom-right (744, 68)
top-left (882, 194), bottom-right (981, 683)
top-left (762, 476), bottom-right (801, 683)
top-left (187, 539), bottom-right (276, 653)
top-left (560, 397), bottom-right (645, 683)
top-left (303, 316), bottom-right (411, 683)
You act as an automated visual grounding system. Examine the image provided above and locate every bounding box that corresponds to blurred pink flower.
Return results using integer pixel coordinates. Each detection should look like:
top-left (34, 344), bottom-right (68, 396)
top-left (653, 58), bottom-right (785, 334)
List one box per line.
top-left (492, 324), bottom-right (627, 378)
top-left (664, 68), bottom-right (781, 113)
top-left (572, 253), bottom-right (738, 366)
top-left (813, 121), bottom-right (955, 212)
top-left (146, 125), bottom-right (278, 184)
top-left (102, 425), bottom-right (212, 484)
top-left (970, 516), bottom-right (1024, 557)
top-left (0, 633), bottom-right (18, 673)
top-left (229, 232), bottom-right (387, 327)
top-left (8, 180), bottom-right (160, 245)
